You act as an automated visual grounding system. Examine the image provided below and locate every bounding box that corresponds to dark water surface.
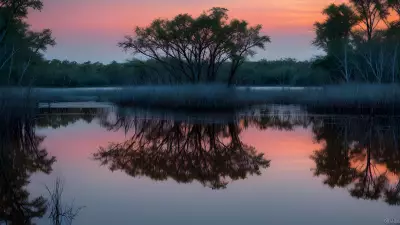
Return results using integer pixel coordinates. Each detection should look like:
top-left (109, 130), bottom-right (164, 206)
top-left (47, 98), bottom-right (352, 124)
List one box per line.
top-left (1, 103), bottom-right (399, 225)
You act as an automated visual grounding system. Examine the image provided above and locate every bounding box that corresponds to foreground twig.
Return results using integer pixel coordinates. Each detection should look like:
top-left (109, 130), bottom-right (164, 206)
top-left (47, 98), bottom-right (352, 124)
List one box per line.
top-left (45, 178), bottom-right (84, 225)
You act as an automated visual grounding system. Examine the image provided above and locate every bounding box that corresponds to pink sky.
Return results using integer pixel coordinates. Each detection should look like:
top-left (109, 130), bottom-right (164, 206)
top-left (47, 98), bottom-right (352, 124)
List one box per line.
top-left (30, 120), bottom-right (399, 224)
top-left (27, 0), bottom-right (350, 63)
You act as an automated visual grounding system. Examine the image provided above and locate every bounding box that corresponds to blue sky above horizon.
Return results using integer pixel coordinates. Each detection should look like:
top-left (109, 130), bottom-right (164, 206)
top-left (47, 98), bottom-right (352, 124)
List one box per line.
top-left (27, 0), bottom-right (346, 63)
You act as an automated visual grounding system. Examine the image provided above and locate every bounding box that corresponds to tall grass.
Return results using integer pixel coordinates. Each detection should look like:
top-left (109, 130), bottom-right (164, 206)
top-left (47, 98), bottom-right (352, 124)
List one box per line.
top-left (3, 83), bottom-right (400, 109)
top-left (0, 87), bottom-right (37, 114)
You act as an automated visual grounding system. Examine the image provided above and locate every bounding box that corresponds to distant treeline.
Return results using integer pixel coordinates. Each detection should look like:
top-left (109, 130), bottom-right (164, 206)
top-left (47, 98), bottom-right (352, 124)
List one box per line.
top-left (2, 58), bottom-right (329, 87)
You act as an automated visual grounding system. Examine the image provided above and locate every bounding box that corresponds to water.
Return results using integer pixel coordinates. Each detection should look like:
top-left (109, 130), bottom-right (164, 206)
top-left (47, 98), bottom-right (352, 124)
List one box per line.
top-left (1, 103), bottom-right (399, 225)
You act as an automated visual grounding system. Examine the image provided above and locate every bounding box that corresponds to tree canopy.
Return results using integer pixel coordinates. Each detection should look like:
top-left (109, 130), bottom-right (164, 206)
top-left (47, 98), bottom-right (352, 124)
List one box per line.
top-left (0, 0), bottom-right (55, 85)
top-left (313, 0), bottom-right (400, 83)
top-left (313, 4), bottom-right (360, 51)
top-left (388, 0), bottom-right (400, 15)
top-left (119, 7), bottom-right (270, 85)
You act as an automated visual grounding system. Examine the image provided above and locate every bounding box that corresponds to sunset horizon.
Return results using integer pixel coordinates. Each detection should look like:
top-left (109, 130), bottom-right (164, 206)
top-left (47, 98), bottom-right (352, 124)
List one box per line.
top-left (26, 0), bottom-right (350, 63)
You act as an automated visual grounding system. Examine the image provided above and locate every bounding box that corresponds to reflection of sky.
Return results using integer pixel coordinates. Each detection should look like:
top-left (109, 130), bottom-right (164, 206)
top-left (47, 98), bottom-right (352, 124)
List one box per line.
top-left (29, 119), bottom-right (398, 225)
top-left (27, 0), bottom-right (350, 63)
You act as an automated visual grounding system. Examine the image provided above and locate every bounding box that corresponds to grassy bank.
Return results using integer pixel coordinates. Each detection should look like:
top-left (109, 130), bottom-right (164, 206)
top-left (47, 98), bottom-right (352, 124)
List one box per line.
top-left (1, 84), bottom-right (400, 109)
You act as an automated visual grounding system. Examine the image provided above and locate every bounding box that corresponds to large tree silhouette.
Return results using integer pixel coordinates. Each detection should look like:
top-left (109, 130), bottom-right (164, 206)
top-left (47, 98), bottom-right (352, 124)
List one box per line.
top-left (119, 7), bottom-right (270, 85)
top-left (0, 0), bottom-right (55, 85)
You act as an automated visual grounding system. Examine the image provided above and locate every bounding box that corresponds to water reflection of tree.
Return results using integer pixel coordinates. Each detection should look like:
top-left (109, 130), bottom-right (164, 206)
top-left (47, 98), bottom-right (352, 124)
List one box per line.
top-left (243, 106), bottom-right (310, 131)
top-left (94, 111), bottom-right (270, 189)
top-left (0, 106), bottom-right (56, 224)
top-left (36, 107), bottom-right (99, 128)
top-left (310, 116), bottom-right (400, 206)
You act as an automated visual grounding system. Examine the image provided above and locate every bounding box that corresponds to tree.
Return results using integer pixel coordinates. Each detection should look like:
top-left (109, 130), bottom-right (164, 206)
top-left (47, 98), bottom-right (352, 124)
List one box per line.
top-left (313, 4), bottom-right (360, 82)
top-left (350, 0), bottom-right (389, 41)
top-left (119, 7), bottom-right (270, 85)
top-left (313, 1), bottom-right (400, 83)
top-left (388, 0), bottom-right (400, 16)
top-left (313, 4), bottom-right (360, 51)
top-left (0, 0), bottom-right (55, 85)
top-left (0, 0), bottom-right (44, 40)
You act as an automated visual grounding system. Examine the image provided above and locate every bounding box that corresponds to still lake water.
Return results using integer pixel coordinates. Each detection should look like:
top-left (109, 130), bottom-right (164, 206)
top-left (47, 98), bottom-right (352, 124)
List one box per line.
top-left (2, 103), bottom-right (399, 224)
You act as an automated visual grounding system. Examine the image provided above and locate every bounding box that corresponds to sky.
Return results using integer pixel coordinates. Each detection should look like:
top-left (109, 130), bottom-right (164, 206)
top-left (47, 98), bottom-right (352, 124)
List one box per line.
top-left (28, 0), bottom-right (346, 63)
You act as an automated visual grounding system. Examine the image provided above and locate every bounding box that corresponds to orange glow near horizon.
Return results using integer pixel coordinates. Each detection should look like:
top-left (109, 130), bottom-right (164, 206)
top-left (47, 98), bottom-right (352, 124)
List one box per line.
top-left (40, 122), bottom-right (400, 182)
top-left (25, 0), bottom-right (399, 62)
top-left (39, 123), bottom-right (323, 176)
top-left (29, 0), bottom-right (349, 35)
top-left (349, 151), bottom-right (400, 184)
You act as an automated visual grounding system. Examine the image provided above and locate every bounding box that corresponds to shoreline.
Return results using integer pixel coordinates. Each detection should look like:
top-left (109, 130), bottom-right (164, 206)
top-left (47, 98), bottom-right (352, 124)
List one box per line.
top-left (1, 84), bottom-right (400, 110)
